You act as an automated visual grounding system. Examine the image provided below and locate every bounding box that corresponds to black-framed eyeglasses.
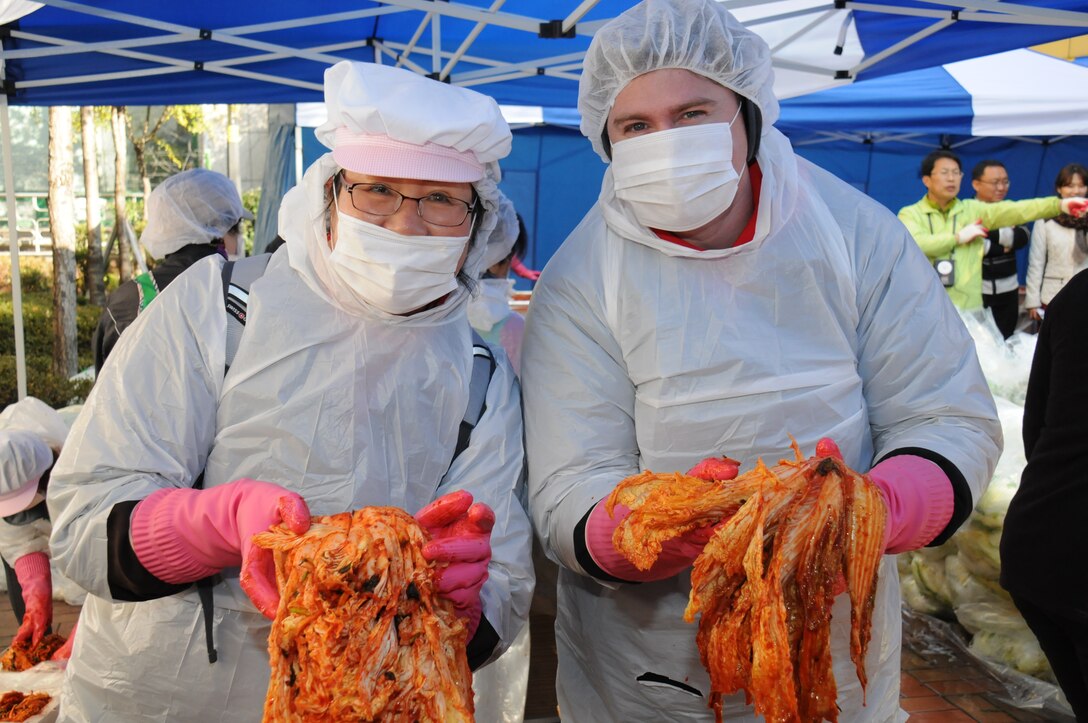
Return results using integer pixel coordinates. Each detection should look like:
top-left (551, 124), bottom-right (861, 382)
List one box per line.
top-left (979, 179), bottom-right (1010, 188)
top-left (337, 172), bottom-right (477, 228)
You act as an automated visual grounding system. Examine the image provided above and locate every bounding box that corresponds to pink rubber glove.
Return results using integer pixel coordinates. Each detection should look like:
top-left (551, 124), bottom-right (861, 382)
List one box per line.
top-left (130, 479), bottom-right (311, 619)
top-left (510, 255), bottom-right (540, 282)
top-left (1060, 197), bottom-right (1088, 217)
top-left (686, 456), bottom-right (740, 481)
top-left (12, 552), bottom-right (52, 646)
top-left (868, 454), bottom-right (954, 555)
top-left (50, 620), bottom-right (76, 662)
top-left (586, 500), bottom-right (714, 583)
top-left (415, 490), bottom-right (494, 639)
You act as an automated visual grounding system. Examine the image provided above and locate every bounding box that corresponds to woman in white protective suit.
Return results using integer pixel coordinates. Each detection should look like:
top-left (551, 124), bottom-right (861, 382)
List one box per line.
top-left (47, 60), bottom-right (533, 722)
top-left (520, 1), bottom-right (1001, 721)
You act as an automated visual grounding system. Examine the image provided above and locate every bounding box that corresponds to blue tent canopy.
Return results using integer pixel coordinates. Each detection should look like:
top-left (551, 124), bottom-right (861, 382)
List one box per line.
top-left (2, 1), bottom-right (1087, 107)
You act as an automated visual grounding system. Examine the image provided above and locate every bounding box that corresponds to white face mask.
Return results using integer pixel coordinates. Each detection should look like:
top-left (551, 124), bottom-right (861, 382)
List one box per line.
top-left (468, 277), bottom-right (514, 331)
top-left (610, 108), bottom-right (745, 233)
top-left (327, 204), bottom-right (470, 315)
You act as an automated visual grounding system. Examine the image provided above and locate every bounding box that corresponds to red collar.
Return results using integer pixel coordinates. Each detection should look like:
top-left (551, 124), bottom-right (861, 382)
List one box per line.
top-left (653, 161), bottom-right (762, 250)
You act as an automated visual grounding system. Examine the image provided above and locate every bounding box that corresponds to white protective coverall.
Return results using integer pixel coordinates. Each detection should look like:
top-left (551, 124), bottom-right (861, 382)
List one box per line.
top-left (521, 124), bottom-right (1002, 721)
top-left (48, 153), bottom-right (533, 722)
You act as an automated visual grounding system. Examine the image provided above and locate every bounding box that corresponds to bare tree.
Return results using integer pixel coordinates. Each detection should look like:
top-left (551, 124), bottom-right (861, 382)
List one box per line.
top-left (80, 106), bottom-right (105, 305)
top-left (48, 106), bottom-right (78, 378)
top-left (128, 106), bottom-right (171, 216)
top-left (110, 106), bottom-right (134, 281)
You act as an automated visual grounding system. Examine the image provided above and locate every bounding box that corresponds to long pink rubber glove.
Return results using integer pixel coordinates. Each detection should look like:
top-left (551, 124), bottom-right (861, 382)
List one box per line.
top-left (130, 479), bottom-right (311, 619)
top-left (585, 456), bottom-right (739, 582)
top-left (868, 454), bottom-right (954, 555)
top-left (12, 552), bottom-right (51, 646)
top-left (415, 490), bottom-right (494, 639)
top-left (815, 437), bottom-right (954, 555)
top-left (50, 620), bottom-right (76, 662)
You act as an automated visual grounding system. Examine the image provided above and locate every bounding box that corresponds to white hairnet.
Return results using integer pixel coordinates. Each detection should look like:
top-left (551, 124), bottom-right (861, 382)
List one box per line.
top-left (578, 0), bottom-right (779, 162)
top-left (0, 396), bottom-right (69, 451)
top-left (477, 189), bottom-right (519, 275)
top-left (316, 61), bottom-right (511, 183)
top-left (139, 169), bottom-right (252, 260)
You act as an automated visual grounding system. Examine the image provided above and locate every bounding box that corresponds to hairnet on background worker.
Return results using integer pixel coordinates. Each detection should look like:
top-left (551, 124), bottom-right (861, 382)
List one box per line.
top-left (139, 168), bottom-right (252, 261)
top-left (520, 0), bottom-right (1001, 720)
top-left (49, 60), bottom-right (532, 722)
top-left (93, 168), bottom-right (254, 374)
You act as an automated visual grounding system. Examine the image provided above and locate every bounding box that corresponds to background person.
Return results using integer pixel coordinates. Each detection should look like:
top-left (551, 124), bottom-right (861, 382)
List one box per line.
top-left (1000, 266), bottom-right (1088, 721)
top-left (92, 168), bottom-right (252, 374)
top-left (972, 160), bottom-right (1030, 338)
top-left (1024, 163), bottom-right (1088, 324)
top-left (521, 1), bottom-right (1001, 720)
top-left (0, 397), bottom-right (75, 659)
top-left (49, 61), bottom-right (532, 721)
top-left (898, 150), bottom-right (1086, 311)
top-left (468, 207), bottom-right (527, 376)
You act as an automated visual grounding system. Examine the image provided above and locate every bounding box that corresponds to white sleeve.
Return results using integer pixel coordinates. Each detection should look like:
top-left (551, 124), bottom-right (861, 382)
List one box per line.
top-left (47, 259), bottom-right (227, 599)
top-left (1024, 220), bottom-right (1048, 309)
top-left (849, 197), bottom-right (1001, 507)
top-left (521, 263), bottom-right (639, 576)
top-left (0, 518), bottom-right (50, 565)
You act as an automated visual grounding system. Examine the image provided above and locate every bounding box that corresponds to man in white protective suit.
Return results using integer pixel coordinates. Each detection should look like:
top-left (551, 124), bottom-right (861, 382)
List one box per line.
top-left (48, 60), bottom-right (532, 722)
top-left (520, 0), bottom-right (1002, 721)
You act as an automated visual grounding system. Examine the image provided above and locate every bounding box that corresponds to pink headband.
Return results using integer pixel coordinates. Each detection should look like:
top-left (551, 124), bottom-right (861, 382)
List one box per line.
top-left (332, 128), bottom-right (485, 183)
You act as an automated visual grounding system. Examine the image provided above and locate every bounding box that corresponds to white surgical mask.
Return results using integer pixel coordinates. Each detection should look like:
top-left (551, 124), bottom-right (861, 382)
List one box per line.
top-left (610, 108), bottom-right (745, 232)
top-left (327, 204), bottom-right (469, 315)
top-left (468, 277), bottom-right (514, 331)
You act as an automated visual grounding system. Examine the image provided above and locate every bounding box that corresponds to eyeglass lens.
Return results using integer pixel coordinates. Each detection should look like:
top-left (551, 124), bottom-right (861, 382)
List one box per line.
top-left (344, 181), bottom-right (473, 227)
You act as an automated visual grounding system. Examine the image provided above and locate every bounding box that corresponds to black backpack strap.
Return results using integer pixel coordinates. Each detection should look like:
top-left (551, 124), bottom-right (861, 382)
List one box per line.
top-left (451, 331), bottom-right (496, 467)
top-left (221, 254), bottom-right (272, 371)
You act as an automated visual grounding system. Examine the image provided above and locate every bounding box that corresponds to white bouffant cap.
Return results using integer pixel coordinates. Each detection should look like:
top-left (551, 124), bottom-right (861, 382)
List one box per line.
top-left (140, 169), bottom-right (251, 260)
top-left (578, 0), bottom-right (779, 162)
top-left (315, 61), bottom-right (512, 183)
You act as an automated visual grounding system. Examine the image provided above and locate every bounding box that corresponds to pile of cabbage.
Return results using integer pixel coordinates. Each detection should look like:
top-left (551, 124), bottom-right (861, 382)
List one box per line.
top-left (897, 310), bottom-right (1054, 684)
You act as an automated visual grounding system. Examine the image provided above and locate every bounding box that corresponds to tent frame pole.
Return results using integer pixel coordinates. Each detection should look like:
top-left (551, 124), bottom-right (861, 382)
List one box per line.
top-left (0, 64), bottom-right (27, 400)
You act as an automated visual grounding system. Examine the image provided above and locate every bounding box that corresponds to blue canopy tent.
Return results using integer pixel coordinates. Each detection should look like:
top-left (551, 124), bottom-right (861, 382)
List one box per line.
top-left (2, 0), bottom-right (1088, 394)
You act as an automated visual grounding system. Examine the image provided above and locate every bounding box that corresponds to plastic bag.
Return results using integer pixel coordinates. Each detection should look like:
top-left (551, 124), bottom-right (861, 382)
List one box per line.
top-left (959, 308), bottom-right (1037, 405)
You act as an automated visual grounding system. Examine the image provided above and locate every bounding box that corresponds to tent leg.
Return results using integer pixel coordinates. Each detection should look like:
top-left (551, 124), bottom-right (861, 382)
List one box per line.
top-left (1, 89), bottom-right (28, 401)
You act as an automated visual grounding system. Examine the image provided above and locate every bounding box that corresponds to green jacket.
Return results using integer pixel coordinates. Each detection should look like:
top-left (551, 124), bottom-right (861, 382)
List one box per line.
top-left (897, 195), bottom-right (1061, 309)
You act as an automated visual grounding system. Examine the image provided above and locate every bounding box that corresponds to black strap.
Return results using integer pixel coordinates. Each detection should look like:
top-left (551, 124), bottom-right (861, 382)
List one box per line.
top-left (450, 333), bottom-right (496, 469)
top-left (196, 576), bottom-right (219, 663)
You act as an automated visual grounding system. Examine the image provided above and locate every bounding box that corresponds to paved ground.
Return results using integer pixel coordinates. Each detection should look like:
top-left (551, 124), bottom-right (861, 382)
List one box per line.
top-left (0, 597), bottom-right (1069, 722)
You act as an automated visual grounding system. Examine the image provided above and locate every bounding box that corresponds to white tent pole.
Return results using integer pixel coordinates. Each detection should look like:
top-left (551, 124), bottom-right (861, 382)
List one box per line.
top-left (395, 12), bottom-right (434, 70)
top-left (851, 17), bottom-right (952, 75)
top-left (439, 0), bottom-right (506, 81)
top-left (0, 71), bottom-right (27, 400)
top-left (768, 9), bottom-right (838, 53)
top-left (431, 12), bottom-right (441, 75)
top-left (561, 0), bottom-right (600, 34)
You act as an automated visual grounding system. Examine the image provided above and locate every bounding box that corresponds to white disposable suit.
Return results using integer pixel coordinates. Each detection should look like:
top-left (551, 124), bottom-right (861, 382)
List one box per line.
top-left (520, 128), bottom-right (1002, 722)
top-left (48, 153), bottom-right (533, 722)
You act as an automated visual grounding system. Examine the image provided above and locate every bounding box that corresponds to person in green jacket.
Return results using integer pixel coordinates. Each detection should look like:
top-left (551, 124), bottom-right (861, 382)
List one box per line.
top-left (898, 150), bottom-right (1087, 310)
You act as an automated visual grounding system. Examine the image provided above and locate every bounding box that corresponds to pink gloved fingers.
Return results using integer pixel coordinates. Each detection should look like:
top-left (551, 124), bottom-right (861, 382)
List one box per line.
top-left (423, 536), bottom-right (491, 563)
top-left (815, 437), bottom-right (844, 460)
top-left (275, 494), bottom-right (312, 536)
top-left (868, 454), bottom-right (954, 555)
top-left (686, 457), bottom-right (740, 482)
top-left (586, 501), bottom-right (711, 582)
top-left (415, 490), bottom-right (474, 532)
top-left (13, 552), bottom-right (52, 646)
top-left (432, 561), bottom-right (490, 594)
top-left (240, 544), bottom-right (281, 620)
